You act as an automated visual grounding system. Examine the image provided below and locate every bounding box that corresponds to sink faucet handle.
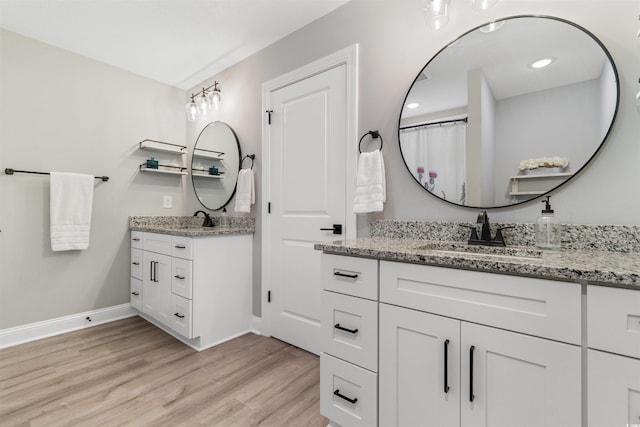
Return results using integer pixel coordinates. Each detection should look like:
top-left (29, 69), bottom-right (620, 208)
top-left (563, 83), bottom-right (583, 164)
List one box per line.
top-left (461, 224), bottom-right (479, 242)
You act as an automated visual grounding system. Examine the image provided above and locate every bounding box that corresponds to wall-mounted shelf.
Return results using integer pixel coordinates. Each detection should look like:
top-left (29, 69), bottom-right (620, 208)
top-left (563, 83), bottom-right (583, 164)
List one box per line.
top-left (139, 164), bottom-right (187, 176)
top-left (193, 148), bottom-right (224, 160)
top-left (510, 172), bottom-right (572, 199)
top-left (192, 173), bottom-right (224, 179)
top-left (139, 139), bottom-right (187, 155)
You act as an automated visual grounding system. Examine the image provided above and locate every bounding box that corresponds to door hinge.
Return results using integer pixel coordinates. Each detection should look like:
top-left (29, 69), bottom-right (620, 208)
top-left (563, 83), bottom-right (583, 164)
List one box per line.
top-left (265, 109), bottom-right (273, 125)
top-left (267, 290), bottom-right (271, 303)
top-left (268, 202), bottom-right (271, 214)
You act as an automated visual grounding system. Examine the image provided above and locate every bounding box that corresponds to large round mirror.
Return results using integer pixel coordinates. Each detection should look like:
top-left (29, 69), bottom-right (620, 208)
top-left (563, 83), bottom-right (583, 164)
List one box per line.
top-left (191, 121), bottom-right (241, 210)
top-left (399, 15), bottom-right (619, 209)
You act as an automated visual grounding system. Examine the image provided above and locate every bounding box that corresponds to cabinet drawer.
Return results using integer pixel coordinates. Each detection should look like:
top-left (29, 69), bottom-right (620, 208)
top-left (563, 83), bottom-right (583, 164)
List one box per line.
top-left (588, 285), bottom-right (640, 358)
top-left (322, 291), bottom-right (378, 372)
top-left (143, 232), bottom-right (172, 255)
top-left (380, 261), bottom-right (581, 345)
top-left (321, 254), bottom-right (378, 300)
top-left (130, 277), bottom-right (142, 311)
top-left (171, 258), bottom-right (193, 299)
top-left (131, 248), bottom-right (143, 280)
top-left (171, 294), bottom-right (193, 338)
top-left (320, 353), bottom-right (378, 427)
top-left (171, 236), bottom-right (193, 259)
top-left (131, 230), bottom-right (143, 249)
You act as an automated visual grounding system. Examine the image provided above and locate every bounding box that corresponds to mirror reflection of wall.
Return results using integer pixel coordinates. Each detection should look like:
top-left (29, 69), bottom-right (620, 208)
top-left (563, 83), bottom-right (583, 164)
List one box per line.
top-left (191, 121), bottom-right (241, 211)
top-left (399, 15), bottom-right (619, 209)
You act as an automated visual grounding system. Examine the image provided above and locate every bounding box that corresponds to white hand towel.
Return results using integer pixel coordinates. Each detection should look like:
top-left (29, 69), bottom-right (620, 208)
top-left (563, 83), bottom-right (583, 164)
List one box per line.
top-left (235, 168), bottom-right (255, 213)
top-left (50, 172), bottom-right (94, 251)
top-left (353, 150), bottom-right (386, 214)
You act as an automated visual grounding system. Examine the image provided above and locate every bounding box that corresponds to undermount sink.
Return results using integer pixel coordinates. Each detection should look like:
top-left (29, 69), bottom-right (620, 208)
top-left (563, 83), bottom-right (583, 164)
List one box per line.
top-left (415, 241), bottom-right (543, 260)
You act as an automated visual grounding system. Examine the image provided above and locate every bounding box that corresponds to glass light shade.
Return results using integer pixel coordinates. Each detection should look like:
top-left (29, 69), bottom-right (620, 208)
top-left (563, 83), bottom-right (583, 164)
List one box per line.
top-left (185, 99), bottom-right (198, 121)
top-left (196, 93), bottom-right (209, 115)
top-left (423, 0), bottom-right (450, 30)
top-left (208, 89), bottom-right (222, 110)
top-left (472, 0), bottom-right (499, 11)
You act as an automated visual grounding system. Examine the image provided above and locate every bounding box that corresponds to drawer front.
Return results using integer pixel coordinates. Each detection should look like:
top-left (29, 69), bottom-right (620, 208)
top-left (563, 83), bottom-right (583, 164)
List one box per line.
top-left (320, 353), bottom-right (378, 427)
top-left (130, 277), bottom-right (142, 311)
top-left (131, 248), bottom-right (143, 280)
top-left (380, 261), bottom-right (582, 345)
top-left (143, 232), bottom-right (172, 255)
top-left (171, 294), bottom-right (194, 338)
top-left (171, 258), bottom-right (193, 299)
top-left (588, 285), bottom-right (640, 358)
top-left (171, 236), bottom-right (193, 259)
top-left (322, 291), bottom-right (378, 372)
top-left (131, 230), bottom-right (143, 249)
top-left (321, 253), bottom-right (378, 300)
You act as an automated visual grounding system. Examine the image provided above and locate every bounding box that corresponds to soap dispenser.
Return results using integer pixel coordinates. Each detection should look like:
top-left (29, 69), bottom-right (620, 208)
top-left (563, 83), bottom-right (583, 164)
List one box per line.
top-left (219, 207), bottom-right (231, 228)
top-left (535, 196), bottom-right (561, 250)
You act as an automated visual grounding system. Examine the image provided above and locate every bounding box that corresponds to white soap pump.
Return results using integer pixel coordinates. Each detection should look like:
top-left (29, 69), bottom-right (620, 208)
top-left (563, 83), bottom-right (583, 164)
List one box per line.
top-left (535, 196), bottom-right (561, 250)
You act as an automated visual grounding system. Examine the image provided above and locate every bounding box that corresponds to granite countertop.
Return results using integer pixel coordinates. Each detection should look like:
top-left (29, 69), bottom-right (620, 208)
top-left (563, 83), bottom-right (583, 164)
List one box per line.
top-left (315, 237), bottom-right (640, 289)
top-left (129, 216), bottom-right (255, 237)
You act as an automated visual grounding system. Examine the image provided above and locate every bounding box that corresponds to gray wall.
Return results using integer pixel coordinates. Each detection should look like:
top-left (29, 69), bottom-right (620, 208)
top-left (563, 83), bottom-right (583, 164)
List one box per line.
top-left (0, 30), bottom-right (187, 329)
top-left (187, 0), bottom-right (640, 317)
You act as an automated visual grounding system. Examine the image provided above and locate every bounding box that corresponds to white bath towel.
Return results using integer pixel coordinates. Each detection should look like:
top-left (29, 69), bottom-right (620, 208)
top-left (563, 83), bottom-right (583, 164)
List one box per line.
top-left (50, 172), bottom-right (94, 251)
top-left (235, 168), bottom-right (255, 213)
top-left (353, 150), bottom-right (386, 213)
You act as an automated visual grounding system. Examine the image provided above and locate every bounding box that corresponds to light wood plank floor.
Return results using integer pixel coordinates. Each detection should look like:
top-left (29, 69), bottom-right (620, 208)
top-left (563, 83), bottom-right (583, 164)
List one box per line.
top-left (0, 316), bottom-right (328, 426)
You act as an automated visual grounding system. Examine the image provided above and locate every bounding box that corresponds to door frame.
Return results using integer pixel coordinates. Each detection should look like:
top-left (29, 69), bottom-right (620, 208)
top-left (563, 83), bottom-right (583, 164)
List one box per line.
top-left (261, 44), bottom-right (359, 338)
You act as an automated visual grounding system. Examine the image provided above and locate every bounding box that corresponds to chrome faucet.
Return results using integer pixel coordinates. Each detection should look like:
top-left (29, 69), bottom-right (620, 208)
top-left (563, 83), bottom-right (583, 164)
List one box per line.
top-left (466, 210), bottom-right (512, 247)
top-left (193, 210), bottom-right (214, 227)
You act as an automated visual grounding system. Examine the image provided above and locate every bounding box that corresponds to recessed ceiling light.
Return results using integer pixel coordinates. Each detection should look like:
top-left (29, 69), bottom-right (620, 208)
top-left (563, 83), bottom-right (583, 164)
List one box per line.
top-left (406, 102), bottom-right (420, 109)
top-left (530, 58), bottom-right (554, 69)
top-left (479, 21), bottom-right (505, 33)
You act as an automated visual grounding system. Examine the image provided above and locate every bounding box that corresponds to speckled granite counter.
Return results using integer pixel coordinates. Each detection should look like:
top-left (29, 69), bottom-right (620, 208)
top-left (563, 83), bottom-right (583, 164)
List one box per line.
top-left (315, 221), bottom-right (640, 289)
top-left (130, 216), bottom-right (254, 237)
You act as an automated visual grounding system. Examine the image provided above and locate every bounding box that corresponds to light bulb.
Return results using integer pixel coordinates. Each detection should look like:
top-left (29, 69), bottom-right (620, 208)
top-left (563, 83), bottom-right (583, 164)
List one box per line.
top-left (196, 91), bottom-right (209, 115)
top-left (472, 0), bottom-right (499, 11)
top-left (208, 89), bottom-right (222, 111)
top-left (185, 97), bottom-right (198, 121)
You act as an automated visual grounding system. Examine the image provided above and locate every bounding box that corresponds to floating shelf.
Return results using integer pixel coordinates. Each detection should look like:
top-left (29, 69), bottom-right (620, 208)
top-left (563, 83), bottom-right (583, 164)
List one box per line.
top-left (510, 172), bottom-right (573, 199)
top-left (193, 148), bottom-right (224, 160)
top-left (139, 164), bottom-right (187, 176)
top-left (192, 173), bottom-right (224, 179)
top-left (139, 139), bottom-right (187, 155)
top-left (510, 172), bottom-right (572, 180)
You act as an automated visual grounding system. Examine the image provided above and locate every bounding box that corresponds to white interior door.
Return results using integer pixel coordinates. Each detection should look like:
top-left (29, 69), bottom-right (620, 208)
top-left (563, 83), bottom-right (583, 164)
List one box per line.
top-left (263, 62), bottom-right (351, 355)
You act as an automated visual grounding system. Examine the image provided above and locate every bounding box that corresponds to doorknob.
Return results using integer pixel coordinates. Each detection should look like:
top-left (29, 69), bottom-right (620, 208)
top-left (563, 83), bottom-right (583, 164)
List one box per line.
top-left (320, 224), bottom-right (342, 235)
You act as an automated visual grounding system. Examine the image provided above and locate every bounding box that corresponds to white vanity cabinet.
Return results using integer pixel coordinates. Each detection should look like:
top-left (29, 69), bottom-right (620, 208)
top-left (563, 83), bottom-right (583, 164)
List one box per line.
top-left (320, 254), bottom-right (379, 427)
top-left (379, 261), bottom-right (582, 427)
top-left (130, 230), bottom-right (252, 351)
top-left (587, 285), bottom-right (640, 427)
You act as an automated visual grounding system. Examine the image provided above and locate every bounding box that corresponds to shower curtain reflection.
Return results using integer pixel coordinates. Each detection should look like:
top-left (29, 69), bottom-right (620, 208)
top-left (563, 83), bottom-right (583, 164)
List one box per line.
top-left (400, 121), bottom-right (467, 204)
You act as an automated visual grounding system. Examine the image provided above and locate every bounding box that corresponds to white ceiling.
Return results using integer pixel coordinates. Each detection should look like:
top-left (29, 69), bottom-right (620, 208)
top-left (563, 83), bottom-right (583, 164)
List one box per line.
top-left (0, 0), bottom-right (350, 90)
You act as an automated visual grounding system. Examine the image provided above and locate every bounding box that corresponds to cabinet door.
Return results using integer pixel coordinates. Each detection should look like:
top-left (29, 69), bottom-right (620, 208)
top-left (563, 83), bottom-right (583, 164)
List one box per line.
top-left (461, 323), bottom-right (581, 427)
top-left (588, 349), bottom-right (640, 427)
top-left (379, 303), bottom-right (460, 427)
top-left (142, 251), bottom-right (172, 327)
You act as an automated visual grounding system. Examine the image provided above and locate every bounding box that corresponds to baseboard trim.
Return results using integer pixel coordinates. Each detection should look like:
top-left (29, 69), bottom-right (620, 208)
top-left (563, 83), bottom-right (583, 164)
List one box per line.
top-left (250, 315), bottom-right (262, 335)
top-left (0, 304), bottom-right (138, 349)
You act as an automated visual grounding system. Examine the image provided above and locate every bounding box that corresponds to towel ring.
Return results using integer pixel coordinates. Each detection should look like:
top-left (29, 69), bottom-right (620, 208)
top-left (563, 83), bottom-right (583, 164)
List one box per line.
top-left (359, 130), bottom-right (383, 153)
top-left (241, 154), bottom-right (255, 169)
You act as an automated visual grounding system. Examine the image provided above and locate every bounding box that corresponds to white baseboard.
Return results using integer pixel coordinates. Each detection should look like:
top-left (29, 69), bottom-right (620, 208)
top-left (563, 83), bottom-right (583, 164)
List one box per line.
top-left (0, 303), bottom-right (137, 349)
top-left (250, 315), bottom-right (262, 335)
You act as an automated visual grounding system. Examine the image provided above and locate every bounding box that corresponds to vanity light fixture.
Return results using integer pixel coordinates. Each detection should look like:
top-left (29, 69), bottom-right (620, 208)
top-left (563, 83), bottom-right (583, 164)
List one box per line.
top-left (185, 81), bottom-right (223, 121)
top-left (422, 0), bottom-right (450, 30)
top-left (530, 57), bottom-right (554, 69)
top-left (472, 0), bottom-right (499, 11)
top-left (406, 102), bottom-right (421, 109)
top-left (479, 20), bottom-right (505, 33)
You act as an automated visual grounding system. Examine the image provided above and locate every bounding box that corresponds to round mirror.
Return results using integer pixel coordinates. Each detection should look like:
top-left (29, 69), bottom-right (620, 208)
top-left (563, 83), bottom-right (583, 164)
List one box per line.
top-left (399, 15), bottom-right (619, 209)
top-left (191, 121), bottom-right (241, 210)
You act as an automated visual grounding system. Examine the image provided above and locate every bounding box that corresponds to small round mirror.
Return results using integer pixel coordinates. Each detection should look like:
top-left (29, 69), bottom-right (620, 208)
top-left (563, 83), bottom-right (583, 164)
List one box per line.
top-left (399, 15), bottom-right (619, 209)
top-left (191, 121), bottom-right (241, 210)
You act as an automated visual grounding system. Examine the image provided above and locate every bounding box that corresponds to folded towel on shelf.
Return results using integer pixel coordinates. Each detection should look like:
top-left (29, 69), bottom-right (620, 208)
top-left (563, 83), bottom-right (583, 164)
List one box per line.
top-left (353, 150), bottom-right (386, 214)
top-left (235, 168), bottom-right (255, 213)
top-left (50, 172), bottom-right (94, 251)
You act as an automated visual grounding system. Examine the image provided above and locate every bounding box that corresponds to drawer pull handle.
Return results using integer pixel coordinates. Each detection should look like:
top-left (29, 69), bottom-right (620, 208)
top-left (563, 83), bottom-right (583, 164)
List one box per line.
top-left (444, 339), bottom-right (450, 393)
top-left (333, 389), bottom-right (358, 404)
top-left (174, 275), bottom-right (185, 280)
top-left (132, 262), bottom-right (140, 266)
top-left (131, 292), bottom-right (139, 296)
top-left (469, 345), bottom-right (475, 402)
top-left (174, 313), bottom-right (185, 319)
top-left (132, 238), bottom-right (140, 241)
top-left (174, 244), bottom-right (186, 249)
top-left (334, 323), bottom-right (359, 334)
top-left (334, 271), bottom-right (358, 279)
